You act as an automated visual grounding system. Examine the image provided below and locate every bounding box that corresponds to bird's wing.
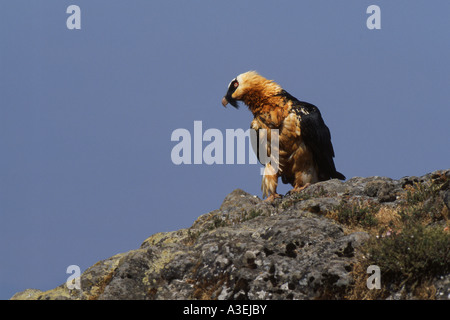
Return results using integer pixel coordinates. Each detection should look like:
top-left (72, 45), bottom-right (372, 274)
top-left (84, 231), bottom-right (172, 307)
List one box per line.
top-left (295, 101), bottom-right (346, 181)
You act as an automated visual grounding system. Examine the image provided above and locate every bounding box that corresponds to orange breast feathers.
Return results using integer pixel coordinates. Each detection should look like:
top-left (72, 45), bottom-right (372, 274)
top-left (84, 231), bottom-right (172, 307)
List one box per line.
top-left (252, 111), bottom-right (318, 196)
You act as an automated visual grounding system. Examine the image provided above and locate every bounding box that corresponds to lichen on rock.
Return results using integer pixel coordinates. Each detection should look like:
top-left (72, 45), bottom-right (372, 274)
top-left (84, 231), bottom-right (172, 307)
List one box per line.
top-left (11, 170), bottom-right (450, 300)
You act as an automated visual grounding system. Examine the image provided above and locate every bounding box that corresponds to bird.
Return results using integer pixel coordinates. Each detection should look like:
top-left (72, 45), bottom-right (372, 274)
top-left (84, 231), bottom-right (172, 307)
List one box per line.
top-left (221, 71), bottom-right (345, 201)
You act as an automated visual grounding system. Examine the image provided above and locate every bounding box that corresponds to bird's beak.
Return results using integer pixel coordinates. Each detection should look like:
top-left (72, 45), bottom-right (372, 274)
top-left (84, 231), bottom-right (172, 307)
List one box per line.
top-left (221, 95), bottom-right (239, 108)
top-left (222, 96), bottom-right (229, 107)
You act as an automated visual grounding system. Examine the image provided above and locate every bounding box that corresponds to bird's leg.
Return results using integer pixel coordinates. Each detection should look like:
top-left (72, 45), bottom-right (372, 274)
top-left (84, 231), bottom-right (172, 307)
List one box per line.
top-left (291, 170), bottom-right (315, 195)
top-left (265, 193), bottom-right (281, 202)
top-left (262, 163), bottom-right (280, 201)
top-left (291, 183), bottom-right (311, 194)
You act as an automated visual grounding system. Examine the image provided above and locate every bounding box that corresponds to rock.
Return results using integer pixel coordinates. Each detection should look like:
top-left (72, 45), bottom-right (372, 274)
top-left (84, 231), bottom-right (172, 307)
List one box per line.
top-left (11, 170), bottom-right (450, 300)
top-left (293, 198), bottom-right (340, 215)
top-left (434, 275), bottom-right (450, 300)
top-left (399, 176), bottom-right (421, 188)
top-left (443, 190), bottom-right (450, 210)
top-left (10, 289), bottom-right (44, 300)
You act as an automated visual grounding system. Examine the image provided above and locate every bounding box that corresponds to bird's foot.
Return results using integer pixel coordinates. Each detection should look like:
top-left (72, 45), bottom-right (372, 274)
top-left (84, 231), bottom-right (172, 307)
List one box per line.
top-left (291, 183), bottom-right (311, 194)
top-left (264, 193), bottom-right (281, 202)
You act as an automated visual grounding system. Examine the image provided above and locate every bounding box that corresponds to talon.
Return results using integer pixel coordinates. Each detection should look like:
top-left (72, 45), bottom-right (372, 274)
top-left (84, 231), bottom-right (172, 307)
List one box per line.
top-left (264, 193), bottom-right (281, 202)
top-left (292, 183), bottom-right (311, 193)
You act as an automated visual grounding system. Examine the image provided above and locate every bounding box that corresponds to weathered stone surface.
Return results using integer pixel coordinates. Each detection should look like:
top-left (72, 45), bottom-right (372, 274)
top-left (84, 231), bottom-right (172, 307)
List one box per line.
top-left (11, 170), bottom-right (450, 300)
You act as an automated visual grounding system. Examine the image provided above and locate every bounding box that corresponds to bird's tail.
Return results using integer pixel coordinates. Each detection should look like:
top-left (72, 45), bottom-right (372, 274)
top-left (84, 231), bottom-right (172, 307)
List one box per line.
top-left (333, 171), bottom-right (346, 180)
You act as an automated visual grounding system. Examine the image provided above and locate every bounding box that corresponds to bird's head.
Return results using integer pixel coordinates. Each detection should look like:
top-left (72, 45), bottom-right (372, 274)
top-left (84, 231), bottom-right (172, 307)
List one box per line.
top-left (221, 71), bottom-right (281, 110)
top-left (221, 73), bottom-right (245, 109)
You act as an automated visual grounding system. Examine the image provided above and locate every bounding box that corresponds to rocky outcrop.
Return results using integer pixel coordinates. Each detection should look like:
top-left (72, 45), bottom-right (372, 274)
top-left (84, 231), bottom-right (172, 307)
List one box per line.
top-left (11, 170), bottom-right (450, 300)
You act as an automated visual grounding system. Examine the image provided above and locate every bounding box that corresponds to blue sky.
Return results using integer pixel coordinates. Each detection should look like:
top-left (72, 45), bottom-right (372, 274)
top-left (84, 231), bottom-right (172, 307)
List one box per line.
top-left (1, 1), bottom-right (449, 299)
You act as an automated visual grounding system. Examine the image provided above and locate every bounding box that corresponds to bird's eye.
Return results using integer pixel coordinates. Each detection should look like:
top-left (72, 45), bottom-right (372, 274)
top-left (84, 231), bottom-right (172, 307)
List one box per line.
top-left (227, 78), bottom-right (239, 91)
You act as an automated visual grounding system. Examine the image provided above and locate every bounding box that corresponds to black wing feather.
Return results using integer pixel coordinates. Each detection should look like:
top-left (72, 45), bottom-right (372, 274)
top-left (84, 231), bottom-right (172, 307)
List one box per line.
top-left (279, 91), bottom-right (345, 181)
top-left (300, 106), bottom-right (345, 180)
